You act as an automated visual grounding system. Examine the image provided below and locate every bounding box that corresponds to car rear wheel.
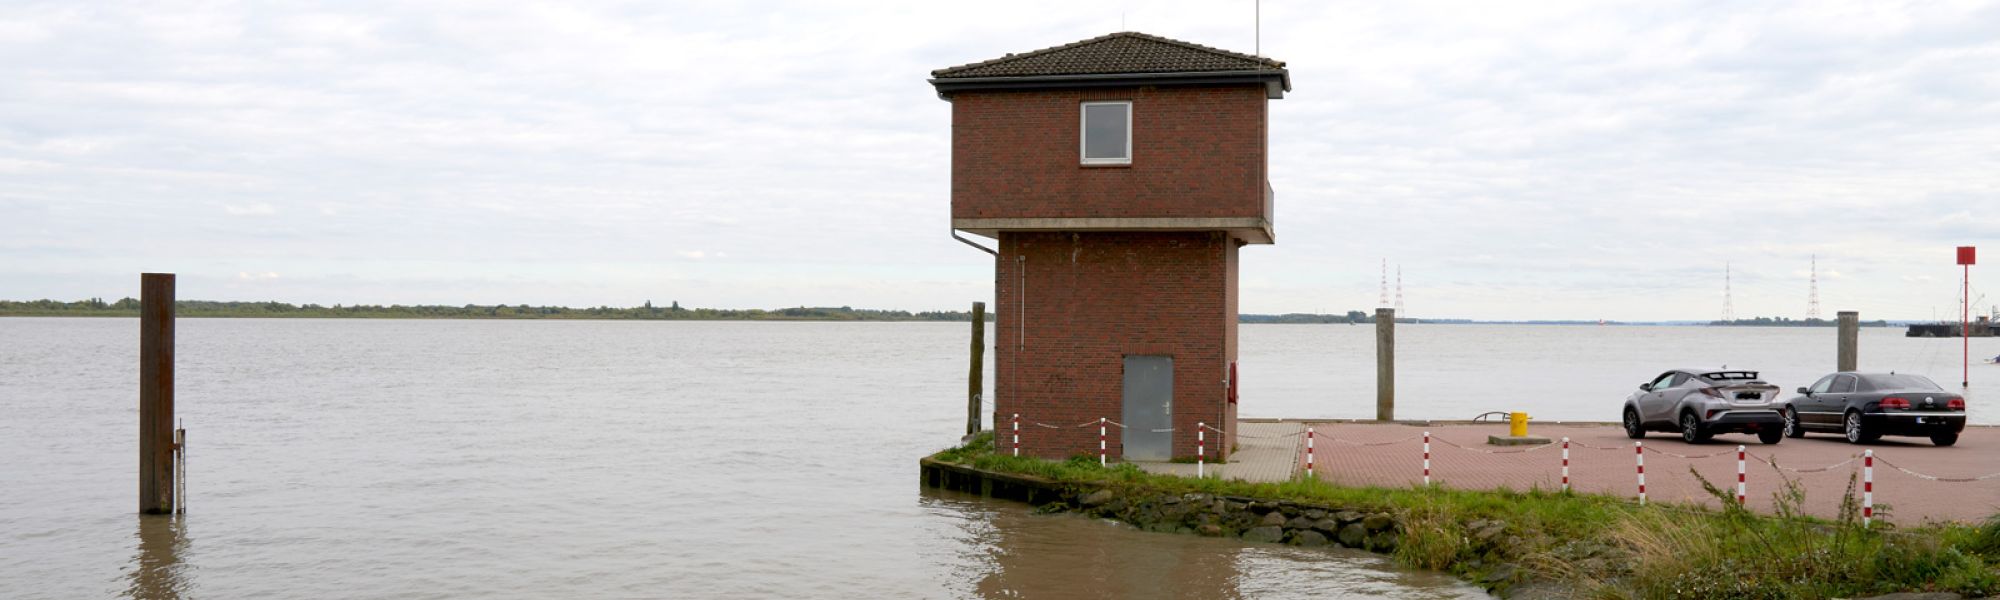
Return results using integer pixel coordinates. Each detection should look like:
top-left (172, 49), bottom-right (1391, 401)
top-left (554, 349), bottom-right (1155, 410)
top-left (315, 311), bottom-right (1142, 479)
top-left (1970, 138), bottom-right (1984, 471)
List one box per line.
top-left (1783, 408), bottom-right (1806, 438)
top-left (1680, 412), bottom-right (1711, 443)
top-left (1623, 408), bottom-right (1644, 439)
top-left (1843, 411), bottom-right (1878, 444)
top-left (1931, 432), bottom-right (1959, 447)
top-left (1758, 428), bottom-right (1783, 445)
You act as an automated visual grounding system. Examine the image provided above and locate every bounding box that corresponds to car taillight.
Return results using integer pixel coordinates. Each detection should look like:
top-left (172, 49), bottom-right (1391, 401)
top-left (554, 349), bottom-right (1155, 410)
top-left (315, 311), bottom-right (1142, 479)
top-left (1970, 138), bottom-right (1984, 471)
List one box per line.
top-left (1947, 398), bottom-right (1965, 410)
top-left (1700, 388), bottom-right (1722, 398)
top-left (1880, 397), bottom-right (1910, 410)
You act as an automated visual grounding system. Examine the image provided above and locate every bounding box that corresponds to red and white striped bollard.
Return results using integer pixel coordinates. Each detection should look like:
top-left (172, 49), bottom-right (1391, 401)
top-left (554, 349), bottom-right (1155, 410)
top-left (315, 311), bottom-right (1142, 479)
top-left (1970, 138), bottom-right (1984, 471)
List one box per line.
top-left (1099, 418), bottom-right (1107, 467)
top-left (1635, 441), bottom-right (1647, 506)
top-left (1735, 445), bottom-right (1746, 506)
top-left (1862, 450), bottom-right (1874, 527)
top-left (1011, 413), bottom-right (1019, 457)
top-left (1197, 422), bottom-right (1206, 478)
top-left (1306, 427), bottom-right (1315, 480)
top-left (1560, 437), bottom-right (1570, 493)
top-left (1422, 431), bottom-right (1431, 486)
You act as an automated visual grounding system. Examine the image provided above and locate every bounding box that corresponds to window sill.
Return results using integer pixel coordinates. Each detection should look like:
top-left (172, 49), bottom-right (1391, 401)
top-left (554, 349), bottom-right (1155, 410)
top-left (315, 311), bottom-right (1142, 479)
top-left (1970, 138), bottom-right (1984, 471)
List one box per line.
top-left (1080, 162), bottom-right (1132, 168)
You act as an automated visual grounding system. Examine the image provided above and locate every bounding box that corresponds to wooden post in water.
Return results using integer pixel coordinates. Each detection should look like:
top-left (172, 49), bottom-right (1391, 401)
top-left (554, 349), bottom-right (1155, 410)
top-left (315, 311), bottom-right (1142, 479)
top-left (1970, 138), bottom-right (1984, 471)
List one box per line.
top-left (139, 273), bottom-right (176, 514)
top-left (1837, 310), bottom-right (1858, 372)
top-left (967, 301), bottom-right (986, 436)
top-left (1376, 308), bottom-right (1395, 421)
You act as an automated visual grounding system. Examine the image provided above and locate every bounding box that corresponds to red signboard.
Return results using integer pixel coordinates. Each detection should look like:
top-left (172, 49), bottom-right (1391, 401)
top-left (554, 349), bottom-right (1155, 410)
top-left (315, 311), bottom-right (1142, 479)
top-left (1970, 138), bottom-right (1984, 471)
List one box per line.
top-left (1959, 246), bottom-right (1976, 265)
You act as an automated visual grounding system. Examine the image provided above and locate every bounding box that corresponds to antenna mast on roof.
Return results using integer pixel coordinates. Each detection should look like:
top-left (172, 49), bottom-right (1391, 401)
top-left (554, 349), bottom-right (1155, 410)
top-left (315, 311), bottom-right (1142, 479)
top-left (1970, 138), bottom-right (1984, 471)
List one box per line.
top-left (1255, 0), bottom-right (1261, 56)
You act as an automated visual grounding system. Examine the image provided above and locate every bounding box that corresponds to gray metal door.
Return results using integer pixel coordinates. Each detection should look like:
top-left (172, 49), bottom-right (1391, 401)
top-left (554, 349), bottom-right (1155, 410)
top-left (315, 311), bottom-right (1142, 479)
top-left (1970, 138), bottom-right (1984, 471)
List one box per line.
top-left (1121, 355), bottom-right (1173, 461)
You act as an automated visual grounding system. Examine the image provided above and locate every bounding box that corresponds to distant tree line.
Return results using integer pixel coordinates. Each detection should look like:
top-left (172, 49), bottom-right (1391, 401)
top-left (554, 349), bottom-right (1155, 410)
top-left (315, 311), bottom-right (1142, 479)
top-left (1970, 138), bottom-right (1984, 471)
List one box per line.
top-left (1708, 316), bottom-right (1888, 327)
top-left (0, 298), bottom-right (977, 322)
top-left (1237, 311), bottom-right (1416, 324)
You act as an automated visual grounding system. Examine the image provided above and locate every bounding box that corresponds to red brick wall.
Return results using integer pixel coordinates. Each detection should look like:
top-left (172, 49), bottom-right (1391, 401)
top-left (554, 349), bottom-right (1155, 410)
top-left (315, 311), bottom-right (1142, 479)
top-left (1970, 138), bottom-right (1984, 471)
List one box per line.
top-left (950, 85), bottom-right (1269, 221)
top-left (990, 231), bottom-right (1232, 460)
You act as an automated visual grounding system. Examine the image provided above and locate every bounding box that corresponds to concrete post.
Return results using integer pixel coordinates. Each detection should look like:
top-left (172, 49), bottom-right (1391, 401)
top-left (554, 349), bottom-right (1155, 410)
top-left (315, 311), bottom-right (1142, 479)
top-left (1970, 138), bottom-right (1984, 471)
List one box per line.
top-left (1376, 308), bottom-right (1395, 421)
top-left (967, 301), bottom-right (986, 435)
top-left (139, 273), bottom-right (176, 514)
top-left (1837, 311), bottom-right (1858, 372)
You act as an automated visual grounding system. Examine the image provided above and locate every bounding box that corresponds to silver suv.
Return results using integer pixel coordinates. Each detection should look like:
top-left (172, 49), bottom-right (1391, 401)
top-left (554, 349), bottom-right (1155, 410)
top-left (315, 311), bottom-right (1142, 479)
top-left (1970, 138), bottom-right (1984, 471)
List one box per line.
top-left (1622, 369), bottom-right (1785, 444)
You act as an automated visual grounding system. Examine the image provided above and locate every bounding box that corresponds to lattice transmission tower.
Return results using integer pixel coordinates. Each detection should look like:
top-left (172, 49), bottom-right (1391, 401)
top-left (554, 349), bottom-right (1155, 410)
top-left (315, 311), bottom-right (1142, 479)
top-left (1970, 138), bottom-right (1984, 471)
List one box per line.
top-left (1379, 258), bottom-right (1389, 308)
top-left (1806, 254), bottom-right (1822, 320)
top-left (1394, 266), bottom-right (1405, 317)
top-left (1722, 262), bottom-right (1736, 322)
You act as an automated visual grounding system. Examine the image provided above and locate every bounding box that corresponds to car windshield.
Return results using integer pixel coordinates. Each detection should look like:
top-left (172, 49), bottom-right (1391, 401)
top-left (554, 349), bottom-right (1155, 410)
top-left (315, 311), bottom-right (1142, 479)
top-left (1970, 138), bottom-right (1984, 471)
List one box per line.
top-left (1861, 374), bottom-right (1941, 391)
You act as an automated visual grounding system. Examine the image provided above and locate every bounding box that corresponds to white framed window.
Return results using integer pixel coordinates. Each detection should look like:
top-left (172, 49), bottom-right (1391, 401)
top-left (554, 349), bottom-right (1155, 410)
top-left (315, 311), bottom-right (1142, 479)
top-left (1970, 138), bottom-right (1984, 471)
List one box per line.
top-left (1080, 101), bottom-right (1131, 165)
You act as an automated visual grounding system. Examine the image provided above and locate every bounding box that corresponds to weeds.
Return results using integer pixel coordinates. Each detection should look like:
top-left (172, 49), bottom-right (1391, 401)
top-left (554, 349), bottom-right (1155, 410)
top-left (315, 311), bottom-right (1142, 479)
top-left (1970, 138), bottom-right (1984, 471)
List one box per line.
top-left (1599, 465), bottom-right (1995, 599)
top-left (930, 437), bottom-right (2000, 599)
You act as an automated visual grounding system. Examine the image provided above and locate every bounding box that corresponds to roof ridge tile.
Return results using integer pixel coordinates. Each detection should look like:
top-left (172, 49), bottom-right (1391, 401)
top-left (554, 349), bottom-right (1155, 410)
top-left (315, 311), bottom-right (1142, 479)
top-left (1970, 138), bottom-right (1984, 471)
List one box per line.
top-left (930, 31), bottom-right (1284, 79)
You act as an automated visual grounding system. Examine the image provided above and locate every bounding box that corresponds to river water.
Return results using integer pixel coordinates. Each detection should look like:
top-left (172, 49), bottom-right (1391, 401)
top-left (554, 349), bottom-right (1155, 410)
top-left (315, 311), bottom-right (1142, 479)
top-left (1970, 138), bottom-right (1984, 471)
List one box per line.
top-left (3, 319), bottom-right (1992, 598)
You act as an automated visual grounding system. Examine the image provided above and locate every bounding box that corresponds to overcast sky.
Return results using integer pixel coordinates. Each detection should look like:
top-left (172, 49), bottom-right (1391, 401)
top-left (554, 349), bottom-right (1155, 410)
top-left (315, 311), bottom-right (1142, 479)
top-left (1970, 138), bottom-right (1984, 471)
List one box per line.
top-left (2, 1), bottom-right (1995, 321)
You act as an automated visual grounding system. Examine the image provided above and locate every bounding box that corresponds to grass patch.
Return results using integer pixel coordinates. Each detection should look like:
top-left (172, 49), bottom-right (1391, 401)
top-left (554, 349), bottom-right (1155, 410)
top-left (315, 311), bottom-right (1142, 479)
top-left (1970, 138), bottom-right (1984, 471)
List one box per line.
top-left (930, 439), bottom-right (2000, 599)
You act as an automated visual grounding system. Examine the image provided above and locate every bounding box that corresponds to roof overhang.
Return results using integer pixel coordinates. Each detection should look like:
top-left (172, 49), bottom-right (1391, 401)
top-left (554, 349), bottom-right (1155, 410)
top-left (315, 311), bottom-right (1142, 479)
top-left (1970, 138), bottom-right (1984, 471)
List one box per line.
top-left (952, 217), bottom-right (1274, 245)
top-left (930, 69), bottom-right (1290, 100)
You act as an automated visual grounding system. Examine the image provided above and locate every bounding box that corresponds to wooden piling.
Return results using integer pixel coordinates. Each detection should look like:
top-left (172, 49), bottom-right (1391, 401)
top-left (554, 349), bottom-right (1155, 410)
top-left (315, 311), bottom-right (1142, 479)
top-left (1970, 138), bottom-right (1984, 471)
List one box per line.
top-left (139, 273), bottom-right (176, 514)
top-left (967, 301), bottom-right (986, 435)
top-left (1376, 308), bottom-right (1395, 421)
top-left (1837, 310), bottom-right (1858, 372)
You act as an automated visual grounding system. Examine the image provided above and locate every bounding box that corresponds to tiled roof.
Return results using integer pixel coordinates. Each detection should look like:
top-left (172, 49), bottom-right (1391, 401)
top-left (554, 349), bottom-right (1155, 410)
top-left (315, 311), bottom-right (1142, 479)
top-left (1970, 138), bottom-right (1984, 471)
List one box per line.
top-left (931, 31), bottom-right (1285, 79)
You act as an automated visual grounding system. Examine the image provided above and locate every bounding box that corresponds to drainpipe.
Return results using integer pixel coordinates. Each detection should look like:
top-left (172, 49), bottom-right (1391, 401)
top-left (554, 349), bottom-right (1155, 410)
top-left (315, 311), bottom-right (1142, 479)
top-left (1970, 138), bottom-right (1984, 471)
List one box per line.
top-left (952, 229), bottom-right (997, 256)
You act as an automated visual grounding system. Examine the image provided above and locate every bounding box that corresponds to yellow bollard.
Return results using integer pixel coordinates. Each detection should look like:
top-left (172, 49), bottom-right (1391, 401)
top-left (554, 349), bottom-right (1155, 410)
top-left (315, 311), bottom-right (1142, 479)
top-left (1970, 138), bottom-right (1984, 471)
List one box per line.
top-left (1509, 412), bottom-right (1529, 437)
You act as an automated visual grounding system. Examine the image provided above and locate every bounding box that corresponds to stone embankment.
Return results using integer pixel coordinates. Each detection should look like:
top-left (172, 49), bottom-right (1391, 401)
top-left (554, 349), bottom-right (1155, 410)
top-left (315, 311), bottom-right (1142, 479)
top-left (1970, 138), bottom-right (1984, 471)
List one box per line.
top-left (1074, 486), bottom-right (1405, 552)
top-left (920, 457), bottom-right (1551, 595)
top-left (920, 456), bottom-right (1981, 600)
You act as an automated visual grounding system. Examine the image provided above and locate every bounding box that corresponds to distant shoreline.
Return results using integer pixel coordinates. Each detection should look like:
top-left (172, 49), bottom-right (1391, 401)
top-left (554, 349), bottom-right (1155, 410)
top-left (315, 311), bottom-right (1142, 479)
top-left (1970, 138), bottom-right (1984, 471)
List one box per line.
top-left (0, 299), bottom-right (972, 322)
top-left (0, 298), bottom-right (1920, 325)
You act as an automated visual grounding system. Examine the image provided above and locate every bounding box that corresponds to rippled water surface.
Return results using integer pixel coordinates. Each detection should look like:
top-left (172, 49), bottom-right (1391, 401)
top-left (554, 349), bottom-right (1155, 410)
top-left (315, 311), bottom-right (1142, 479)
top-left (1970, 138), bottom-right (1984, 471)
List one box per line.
top-left (4, 318), bottom-right (1993, 598)
top-left (2, 319), bottom-right (1497, 599)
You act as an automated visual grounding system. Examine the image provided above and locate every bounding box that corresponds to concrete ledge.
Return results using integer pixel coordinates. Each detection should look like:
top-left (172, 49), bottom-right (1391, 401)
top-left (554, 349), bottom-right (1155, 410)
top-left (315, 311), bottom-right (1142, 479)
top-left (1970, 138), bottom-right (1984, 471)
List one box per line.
top-left (1487, 435), bottom-right (1553, 446)
top-left (919, 457), bottom-right (1070, 506)
top-left (953, 217), bottom-right (1274, 244)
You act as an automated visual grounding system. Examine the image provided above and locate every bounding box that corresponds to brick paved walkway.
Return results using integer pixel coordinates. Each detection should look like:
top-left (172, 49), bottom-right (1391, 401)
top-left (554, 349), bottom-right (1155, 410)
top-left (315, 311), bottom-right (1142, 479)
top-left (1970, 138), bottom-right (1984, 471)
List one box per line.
top-left (1295, 422), bottom-right (2000, 524)
top-left (1138, 422), bottom-right (1302, 483)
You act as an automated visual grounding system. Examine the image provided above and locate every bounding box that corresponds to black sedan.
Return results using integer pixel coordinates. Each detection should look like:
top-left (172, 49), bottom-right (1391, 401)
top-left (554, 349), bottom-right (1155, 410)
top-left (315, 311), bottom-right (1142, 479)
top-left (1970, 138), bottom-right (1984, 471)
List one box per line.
top-left (1779, 372), bottom-right (1967, 446)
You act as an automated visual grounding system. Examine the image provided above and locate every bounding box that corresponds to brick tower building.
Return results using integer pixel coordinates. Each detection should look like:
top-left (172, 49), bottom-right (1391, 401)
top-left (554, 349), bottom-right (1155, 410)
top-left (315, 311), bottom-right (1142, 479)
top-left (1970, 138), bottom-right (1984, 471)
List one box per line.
top-left (930, 32), bottom-right (1288, 461)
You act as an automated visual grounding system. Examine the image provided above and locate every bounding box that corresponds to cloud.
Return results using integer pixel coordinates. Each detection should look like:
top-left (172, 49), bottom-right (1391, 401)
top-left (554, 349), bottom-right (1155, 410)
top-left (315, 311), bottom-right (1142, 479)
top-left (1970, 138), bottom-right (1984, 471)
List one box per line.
top-left (0, 0), bottom-right (1993, 318)
top-left (224, 203), bottom-right (277, 216)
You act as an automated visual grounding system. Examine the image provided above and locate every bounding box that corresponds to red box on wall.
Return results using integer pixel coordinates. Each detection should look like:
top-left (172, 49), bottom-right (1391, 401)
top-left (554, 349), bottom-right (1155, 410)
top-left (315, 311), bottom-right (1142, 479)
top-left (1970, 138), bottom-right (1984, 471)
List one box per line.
top-left (1959, 246), bottom-right (1976, 265)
